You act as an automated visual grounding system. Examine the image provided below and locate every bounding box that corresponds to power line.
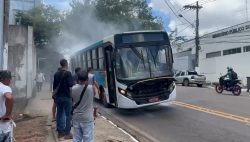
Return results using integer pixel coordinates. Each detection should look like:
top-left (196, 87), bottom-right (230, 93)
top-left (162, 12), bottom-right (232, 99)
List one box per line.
top-left (168, 0), bottom-right (181, 13)
top-left (185, 0), bottom-right (209, 6)
top-left (162, 0), bottom-right (185, 23)
top-left (200, 0), bottom-right (218, 5)
top-left (163, 0), bottom-right (194, 28)
top-left (176, 23), bottom-right (196, 35)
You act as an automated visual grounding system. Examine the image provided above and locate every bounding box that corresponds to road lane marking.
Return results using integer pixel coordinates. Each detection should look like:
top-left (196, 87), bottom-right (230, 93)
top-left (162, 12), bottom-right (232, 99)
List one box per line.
top-left (173, 101), bottom-right (250, 125)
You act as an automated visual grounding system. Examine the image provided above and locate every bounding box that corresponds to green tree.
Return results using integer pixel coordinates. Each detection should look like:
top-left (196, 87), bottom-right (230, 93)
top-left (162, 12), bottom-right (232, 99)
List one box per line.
top-left (16, 5), bottom-right (64, 48)
top-left (95, 0), bottom-right (163, 30)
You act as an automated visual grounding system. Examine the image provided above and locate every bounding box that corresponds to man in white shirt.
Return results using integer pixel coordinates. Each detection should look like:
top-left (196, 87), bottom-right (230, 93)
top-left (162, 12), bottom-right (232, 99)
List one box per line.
top-left (71, 71), bottom-right (97, 142)
top-left (0, 70), bottom-right (14, 142)
top-left (36, 72), bottom-right (45, 92)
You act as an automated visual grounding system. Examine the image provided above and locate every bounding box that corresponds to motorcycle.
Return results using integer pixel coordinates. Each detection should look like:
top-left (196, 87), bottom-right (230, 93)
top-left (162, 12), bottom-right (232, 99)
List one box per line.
top-left (215, 76), bottom-right (242, 96)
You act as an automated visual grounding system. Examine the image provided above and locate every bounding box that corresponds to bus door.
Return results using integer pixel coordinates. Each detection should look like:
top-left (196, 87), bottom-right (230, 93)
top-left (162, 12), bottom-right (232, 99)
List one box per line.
top-left (105, 45), bottom-right (117, 105)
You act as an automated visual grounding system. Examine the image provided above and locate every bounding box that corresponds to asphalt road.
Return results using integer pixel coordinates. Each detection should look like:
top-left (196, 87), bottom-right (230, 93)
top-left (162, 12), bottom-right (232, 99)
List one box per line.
top-left (96, 86), bottom-right (250, 142)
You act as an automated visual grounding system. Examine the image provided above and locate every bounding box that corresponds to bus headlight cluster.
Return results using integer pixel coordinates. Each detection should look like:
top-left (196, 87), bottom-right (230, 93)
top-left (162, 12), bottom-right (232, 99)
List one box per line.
top-left (118, 88), bottom-right (126, 95)
top-left (169, 82), bottom-right (175, 92)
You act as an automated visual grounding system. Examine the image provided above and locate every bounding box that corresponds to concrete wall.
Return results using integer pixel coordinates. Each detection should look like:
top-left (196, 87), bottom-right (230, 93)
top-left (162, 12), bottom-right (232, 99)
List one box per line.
top-left (8, 25), bottom-right (36, 110)
top-left (9, 0), bottom-right (41, 25)
top-left (173, 49), bottom-right (196, 71)
top-left (173, 55), bottom-right (195, 71)
top-left (172, 40), bottom-right (196, 72)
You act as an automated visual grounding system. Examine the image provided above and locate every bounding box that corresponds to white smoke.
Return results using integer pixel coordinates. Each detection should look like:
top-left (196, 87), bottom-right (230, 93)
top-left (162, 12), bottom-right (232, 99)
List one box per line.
top-left (55, 6), bottom-right (128, 56)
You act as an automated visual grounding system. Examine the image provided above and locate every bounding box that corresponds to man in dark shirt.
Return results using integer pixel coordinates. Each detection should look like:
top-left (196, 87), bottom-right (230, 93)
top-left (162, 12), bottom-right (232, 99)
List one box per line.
top-left (72, 67), bottom-right (81, 85)
top-left (53, 59), bottom-right (74, 140)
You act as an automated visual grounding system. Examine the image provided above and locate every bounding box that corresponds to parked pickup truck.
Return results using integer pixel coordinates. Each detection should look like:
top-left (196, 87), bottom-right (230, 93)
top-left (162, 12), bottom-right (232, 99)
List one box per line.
top-left (174, 71), bottom-right (206, 87)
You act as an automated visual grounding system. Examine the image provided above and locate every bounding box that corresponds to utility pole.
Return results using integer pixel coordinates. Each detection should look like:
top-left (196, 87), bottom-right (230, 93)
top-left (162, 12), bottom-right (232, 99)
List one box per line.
top-left (184, 1), bottom-right (202, 67)
top-left (0, 0), bottom-right (9, 69)
top-left (3, 0), bottom-right (9, 69)
top-left (246, 0), bottom-right (248, 21)
top-left (0, 1), bottom-right (4, 69)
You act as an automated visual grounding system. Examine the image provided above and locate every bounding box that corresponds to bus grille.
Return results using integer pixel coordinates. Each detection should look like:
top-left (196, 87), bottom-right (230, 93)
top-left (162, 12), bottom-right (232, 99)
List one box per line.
top-left (127, 78), bottom-right (173, 105)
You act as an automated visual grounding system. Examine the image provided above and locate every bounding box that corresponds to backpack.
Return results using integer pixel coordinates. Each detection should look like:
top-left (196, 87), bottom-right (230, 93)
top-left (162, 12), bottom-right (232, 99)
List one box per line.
top-left (231, 71), bottom-right (238, 80)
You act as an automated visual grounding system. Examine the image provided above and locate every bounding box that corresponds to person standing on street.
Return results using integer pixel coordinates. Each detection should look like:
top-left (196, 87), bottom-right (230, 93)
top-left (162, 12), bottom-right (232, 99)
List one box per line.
top-left (87, 67), bottom-right (99, 119)
top-left (73, 67), bottom-right (81, 85)
top-left (53, 59), bottom-right (74, 140)
top-left (71, 71), bottom-right (97, 142)
top-left (87, 68), bottom-right (99, 89)
top-left (49, 71), bottom-right (54, 92)
top-left (36, 72), bottom-right (45, 92)
top-left (52, 67), bottom-right (61, 122)
top-left (0, 70), bottom-right (14, 142)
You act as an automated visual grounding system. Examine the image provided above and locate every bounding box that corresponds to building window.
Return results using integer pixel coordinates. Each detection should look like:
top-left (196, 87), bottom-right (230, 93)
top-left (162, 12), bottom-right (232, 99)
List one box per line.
top-left (223, 47), bottom-right (241, 56)
top-left (243, 45), bottom-right (250, 52)
top-left (206, 51), bottom-right (221, 58)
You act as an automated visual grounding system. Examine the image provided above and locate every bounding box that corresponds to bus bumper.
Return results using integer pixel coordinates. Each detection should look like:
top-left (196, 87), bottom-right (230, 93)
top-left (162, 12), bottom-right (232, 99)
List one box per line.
top-left (117, 88), bottom-right (176, 109)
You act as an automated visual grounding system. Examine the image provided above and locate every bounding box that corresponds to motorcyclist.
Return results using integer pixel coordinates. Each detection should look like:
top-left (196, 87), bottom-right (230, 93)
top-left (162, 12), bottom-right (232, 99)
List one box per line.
top-left (224, 67), bottom-right (237, 88)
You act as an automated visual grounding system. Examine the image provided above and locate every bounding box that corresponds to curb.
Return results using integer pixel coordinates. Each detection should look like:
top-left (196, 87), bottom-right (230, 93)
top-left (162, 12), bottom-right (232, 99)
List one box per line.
top-left (97, 105), bottom-right (161, 142)
top-left (46, 116), bottom-right (59, 142)
top-left (48, 117), bottom-right (60, 142)
top-left (52, 126), bottom-right (59, 142)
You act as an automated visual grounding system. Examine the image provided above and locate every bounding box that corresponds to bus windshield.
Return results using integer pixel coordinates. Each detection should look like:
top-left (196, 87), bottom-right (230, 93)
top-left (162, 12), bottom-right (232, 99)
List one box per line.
top-left (115, 45), bottom-right (173, 81)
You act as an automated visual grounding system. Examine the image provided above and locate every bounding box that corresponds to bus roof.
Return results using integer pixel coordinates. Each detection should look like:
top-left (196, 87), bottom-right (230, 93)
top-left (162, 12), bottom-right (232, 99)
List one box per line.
top-left (72, 40), bottom-right (103, 56)
top-left (71, 30), bottom-right (167, 56)
top-left (121, 30), bottom-right (165, 34)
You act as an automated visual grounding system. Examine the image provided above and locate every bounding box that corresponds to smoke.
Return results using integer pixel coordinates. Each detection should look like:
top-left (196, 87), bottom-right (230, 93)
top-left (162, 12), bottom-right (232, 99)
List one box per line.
top-left (54, 5), bottom-right (128, 57)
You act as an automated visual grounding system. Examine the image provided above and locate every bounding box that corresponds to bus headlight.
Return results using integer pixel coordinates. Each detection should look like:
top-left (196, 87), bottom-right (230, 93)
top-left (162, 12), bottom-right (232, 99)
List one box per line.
top-left (169, 83), bottom-right (175, 92)
top-left (118, 88), bottom-right (126, 95)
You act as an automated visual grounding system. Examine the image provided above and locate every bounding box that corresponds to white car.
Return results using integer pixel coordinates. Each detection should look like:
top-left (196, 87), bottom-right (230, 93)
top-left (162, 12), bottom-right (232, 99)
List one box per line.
top-left (175, 71), bottom-right (206, 87)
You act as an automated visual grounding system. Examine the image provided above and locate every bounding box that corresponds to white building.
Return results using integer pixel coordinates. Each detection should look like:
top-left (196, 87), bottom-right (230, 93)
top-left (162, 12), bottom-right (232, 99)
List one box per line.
top-left (9, 0), bottom-right (41, 25)
top-left (172, 39), bottom-right (196, 72)
top-left (173, 21), bottom-right (250, 85)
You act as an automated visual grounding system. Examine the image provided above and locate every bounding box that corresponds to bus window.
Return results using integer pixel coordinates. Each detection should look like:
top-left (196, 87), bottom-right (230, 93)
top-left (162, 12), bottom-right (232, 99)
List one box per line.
top-left (92, 49), bottom-right (98, 69)
top-left (98, 48), bottom-right (104, 70)
top-left (77, 55), bottom-right (81, 67)
top-left (81, 54), bottom-right (86, 70)
top-left (87, 51), bottom-right (92, 68)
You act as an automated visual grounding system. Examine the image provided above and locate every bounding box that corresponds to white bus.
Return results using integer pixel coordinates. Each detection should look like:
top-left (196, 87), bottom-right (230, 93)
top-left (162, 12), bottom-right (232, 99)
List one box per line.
top-left (71, 31), bottom-right (176, 108)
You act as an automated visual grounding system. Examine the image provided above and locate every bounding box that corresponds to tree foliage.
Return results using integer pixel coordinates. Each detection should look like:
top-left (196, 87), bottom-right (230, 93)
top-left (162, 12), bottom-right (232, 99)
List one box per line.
top-left (16, 5), bottom-right (64, 48)
top-left (69, 0), bottom-right (163, 31)
top-left (95, 0), bottom-right (163, 30)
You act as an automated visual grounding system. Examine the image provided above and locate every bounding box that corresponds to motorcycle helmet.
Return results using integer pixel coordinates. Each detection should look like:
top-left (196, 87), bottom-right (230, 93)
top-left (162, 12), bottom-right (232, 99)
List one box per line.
top-left (227, 66), bottom-right (233, 71)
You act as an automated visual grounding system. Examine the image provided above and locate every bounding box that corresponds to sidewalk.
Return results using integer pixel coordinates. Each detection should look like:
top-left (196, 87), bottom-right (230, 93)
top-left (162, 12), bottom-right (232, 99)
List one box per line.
top-left (14, 84), bottom-right (54, 142)
top-left (14, 84), bottom-right (137, 142)
top-left (51, 116), bottom-right (137, 142)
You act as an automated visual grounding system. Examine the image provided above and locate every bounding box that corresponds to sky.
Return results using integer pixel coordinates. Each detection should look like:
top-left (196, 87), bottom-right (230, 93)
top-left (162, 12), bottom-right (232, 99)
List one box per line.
top-left (44, 0), bottom-right (250, 39)
top-left (43, 0), bottom-right (71, 11)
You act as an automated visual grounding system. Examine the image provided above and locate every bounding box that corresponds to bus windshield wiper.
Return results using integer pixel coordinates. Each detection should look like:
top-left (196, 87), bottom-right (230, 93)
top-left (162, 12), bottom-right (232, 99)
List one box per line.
top-left (149, 48), bottom-right (158, 68)
top-left (130, 47), bottom-right (146, 69)
top-left (146, 48), bottom-right (152, 78)
top-left (140, 50), bottom-right (146, 69)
